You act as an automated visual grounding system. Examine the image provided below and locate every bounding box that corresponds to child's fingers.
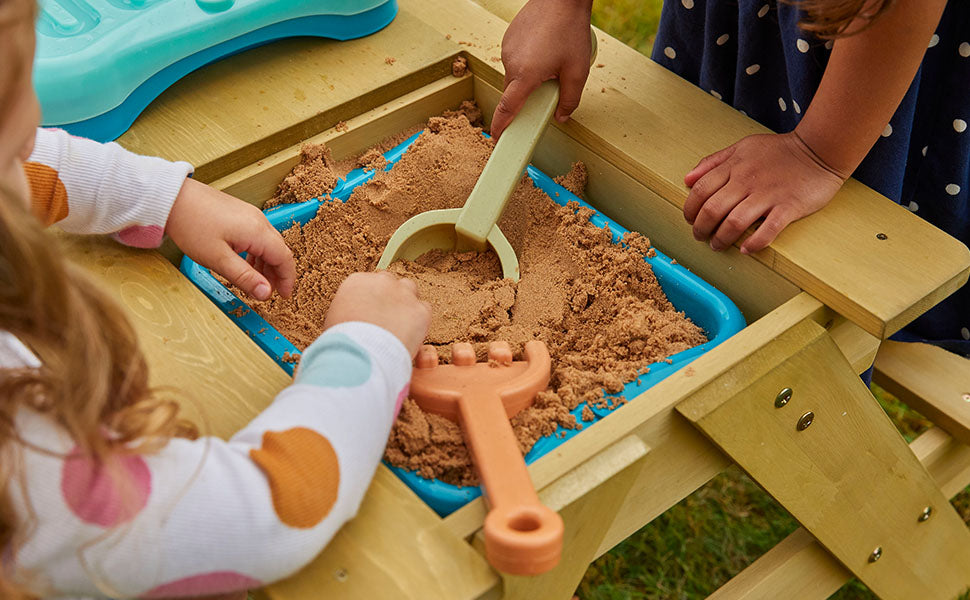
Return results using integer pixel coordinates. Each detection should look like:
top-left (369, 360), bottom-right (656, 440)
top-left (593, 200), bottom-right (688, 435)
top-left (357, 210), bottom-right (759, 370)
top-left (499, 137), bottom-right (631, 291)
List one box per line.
top-left (685, 145), bottom-right (736, 187)
top-left (398, 276), bottom-right (418, 296)
top-left (710, 197), bottom-right (770, 251)
top-left (252, 256), bottom-right (266, 284)
top-left (555, 63), bottom-right (589, 123)
top-left (214, 250), bottom-right (273, 300)
top-left (691, 185), bottom-right (746, 243)
top-left (250, 228), bottom-right (296, 298)
top-left (740, 204), bottom-right (797, 254)
top-left (491, 78), bottom-right (539, 140)
top-left (683, 164), bottom-right (731, 225)
top-left (263, 263), bottom-right (295, 299)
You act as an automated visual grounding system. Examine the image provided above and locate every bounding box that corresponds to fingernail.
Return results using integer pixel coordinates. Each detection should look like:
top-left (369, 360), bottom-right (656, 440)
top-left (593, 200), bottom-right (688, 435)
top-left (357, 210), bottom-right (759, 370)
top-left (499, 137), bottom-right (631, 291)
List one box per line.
top-left (740, 247), bottom-right (750, 255)
top-left (556, 115), bottom-right (569, 123)
top-left (254, 282), bottom-right (270, 300)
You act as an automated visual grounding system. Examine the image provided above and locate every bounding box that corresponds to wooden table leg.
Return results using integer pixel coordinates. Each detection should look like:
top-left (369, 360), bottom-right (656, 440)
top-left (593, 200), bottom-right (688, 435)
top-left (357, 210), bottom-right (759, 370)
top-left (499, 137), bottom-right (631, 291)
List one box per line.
top-left (678, 320), bottom-right (970, 600)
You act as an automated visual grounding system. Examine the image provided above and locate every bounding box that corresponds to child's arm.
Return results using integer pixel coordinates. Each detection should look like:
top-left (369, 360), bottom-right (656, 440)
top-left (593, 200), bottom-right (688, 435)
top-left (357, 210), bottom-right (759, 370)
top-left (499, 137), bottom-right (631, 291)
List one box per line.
top-left (683, 0), bottom-right (949, 254)
top-left (489, 0), bottom-right (593, 139)
top-left (25, 128), bottom-right (295, 300)
top-left (6, 273), bottom-right (430, 599)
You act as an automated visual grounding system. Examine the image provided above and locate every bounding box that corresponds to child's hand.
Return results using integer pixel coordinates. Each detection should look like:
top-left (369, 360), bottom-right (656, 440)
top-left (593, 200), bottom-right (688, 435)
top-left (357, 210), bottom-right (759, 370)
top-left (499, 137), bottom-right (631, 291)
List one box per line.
top-left (490, 0), bottom-right (593, 139)
top-left (683, 132), bottom-right (847, 255)
top-left (166, 178), bottom-right (296, 301)
top-left (325, 272), bottom-right (432, 358)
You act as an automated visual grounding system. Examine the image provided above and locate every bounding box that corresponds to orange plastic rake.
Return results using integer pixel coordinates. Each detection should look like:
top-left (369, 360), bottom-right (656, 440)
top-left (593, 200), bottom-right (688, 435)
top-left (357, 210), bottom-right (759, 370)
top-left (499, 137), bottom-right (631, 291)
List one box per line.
top-left (411, 340), bottom-right (564, 575)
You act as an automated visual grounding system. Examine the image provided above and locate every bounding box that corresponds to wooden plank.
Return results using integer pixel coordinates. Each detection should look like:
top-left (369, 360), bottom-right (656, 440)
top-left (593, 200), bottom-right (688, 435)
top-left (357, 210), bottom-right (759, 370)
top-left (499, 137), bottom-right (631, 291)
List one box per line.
top-left (678, 320), bottom-right (970, 600)
top-left (411, 0), bottom-right (970, 340)
top-left (117, 8), bottom-right (458, 182)
top-left (266, 468), bottom-right (499, 600)
top-left (874, 340), bottom-right (970, 447)
top-left (58, 232), bottom-right (291, 438)
top-left (707, 427), bottom-right (970, 600)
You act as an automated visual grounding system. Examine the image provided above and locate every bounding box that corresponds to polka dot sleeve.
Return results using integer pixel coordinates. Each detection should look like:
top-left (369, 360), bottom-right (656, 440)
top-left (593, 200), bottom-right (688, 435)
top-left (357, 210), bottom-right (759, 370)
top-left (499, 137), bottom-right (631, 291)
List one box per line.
top-left (4, 322), bottom-right (411, 598)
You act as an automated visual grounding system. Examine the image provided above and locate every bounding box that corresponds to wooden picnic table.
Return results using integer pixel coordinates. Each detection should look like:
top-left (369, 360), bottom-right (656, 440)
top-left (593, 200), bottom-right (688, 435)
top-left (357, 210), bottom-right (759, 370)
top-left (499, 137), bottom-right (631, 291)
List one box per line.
top-left (64, 1), bottom-right (970, 599)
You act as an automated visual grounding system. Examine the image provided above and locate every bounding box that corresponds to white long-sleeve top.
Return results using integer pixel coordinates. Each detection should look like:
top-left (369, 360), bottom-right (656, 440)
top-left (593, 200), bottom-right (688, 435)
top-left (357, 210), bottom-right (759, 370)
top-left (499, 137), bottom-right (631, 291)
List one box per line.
top-left (5, 129), bottom-right (411, 598)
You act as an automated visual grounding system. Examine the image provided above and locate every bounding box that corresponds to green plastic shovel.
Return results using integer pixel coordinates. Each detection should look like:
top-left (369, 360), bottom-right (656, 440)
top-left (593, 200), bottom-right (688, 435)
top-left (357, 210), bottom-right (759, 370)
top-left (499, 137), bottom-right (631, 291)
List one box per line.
top-left (377, 32), bottom-right (597, 281)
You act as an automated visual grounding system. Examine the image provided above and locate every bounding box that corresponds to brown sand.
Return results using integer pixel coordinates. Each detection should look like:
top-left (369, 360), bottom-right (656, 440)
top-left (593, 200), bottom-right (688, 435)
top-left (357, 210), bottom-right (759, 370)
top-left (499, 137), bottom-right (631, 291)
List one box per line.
top-left (452, 56), bottom-right (468, 77)
top-left (243, 105), bottom-right (706, 486)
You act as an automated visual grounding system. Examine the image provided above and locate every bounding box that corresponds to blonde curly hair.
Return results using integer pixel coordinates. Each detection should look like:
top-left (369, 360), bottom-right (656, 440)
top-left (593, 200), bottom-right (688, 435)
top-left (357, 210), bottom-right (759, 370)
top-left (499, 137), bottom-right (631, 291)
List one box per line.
top-left (0, 1), bottom-right (196, 595)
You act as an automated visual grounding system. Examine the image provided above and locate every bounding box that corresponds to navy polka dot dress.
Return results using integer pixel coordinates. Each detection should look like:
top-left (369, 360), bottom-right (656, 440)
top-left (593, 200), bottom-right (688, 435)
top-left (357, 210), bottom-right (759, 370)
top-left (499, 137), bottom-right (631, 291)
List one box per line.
top-left (651, 0), bottom-right (970, 356)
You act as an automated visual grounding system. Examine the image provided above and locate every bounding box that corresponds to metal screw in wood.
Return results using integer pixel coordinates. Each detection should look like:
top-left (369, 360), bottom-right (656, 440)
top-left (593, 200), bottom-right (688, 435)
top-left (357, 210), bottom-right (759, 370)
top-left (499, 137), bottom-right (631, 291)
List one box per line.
top-left (962, 393), bottom-right (970, 403)
top-left (876, 233), bottom-right (888, 240)
top-left (869, 547), bottom-right (883, 563)
top-left (796, 411), bottom-right (815, 431)
top-left (775, 387), bottom-right (792, 408)
top-left (334, 568), bottom-right (349, 582)
top-left (919, 506), bottom-right (933, 522)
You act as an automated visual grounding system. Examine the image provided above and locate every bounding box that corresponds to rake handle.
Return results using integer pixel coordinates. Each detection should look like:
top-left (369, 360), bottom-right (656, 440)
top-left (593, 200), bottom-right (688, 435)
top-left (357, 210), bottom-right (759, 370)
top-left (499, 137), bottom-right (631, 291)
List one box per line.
top-left (458, 391), bottom-right (564, 575)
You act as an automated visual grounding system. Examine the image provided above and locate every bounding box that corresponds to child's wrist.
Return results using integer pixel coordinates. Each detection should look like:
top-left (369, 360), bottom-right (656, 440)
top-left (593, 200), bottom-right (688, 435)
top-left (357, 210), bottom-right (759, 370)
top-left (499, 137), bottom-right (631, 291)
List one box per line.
top-left (791, 125), bottom-right (853, 181)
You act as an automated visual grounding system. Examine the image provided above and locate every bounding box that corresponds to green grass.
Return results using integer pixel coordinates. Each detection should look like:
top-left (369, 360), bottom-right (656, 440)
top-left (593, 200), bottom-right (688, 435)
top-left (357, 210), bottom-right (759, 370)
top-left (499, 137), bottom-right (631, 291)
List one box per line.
top-left (578, 4), bottom-right (970, 597)
top-left (590, 0), bottom-right (662, 56)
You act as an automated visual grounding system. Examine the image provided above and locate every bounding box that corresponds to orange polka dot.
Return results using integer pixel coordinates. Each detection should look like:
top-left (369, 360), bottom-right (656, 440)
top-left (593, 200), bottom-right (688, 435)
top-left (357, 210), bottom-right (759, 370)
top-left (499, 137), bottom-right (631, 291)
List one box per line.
top-left (23, 162), bottom-right (69, 226)
top-left (250, 427), bottom-right (340, 528)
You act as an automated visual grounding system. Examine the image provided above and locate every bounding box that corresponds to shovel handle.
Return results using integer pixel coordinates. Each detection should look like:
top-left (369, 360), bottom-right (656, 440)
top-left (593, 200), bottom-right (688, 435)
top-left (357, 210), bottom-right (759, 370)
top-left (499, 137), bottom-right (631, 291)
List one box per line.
top-left (455, 28), bottom-right (599, 247)
top-left (455, 80), bottom-right (559, 247)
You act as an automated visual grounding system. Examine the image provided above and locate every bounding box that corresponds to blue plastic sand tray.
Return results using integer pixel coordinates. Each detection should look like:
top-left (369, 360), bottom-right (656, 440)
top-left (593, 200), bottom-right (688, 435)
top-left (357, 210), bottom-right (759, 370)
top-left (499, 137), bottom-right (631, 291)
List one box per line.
top-left (181, 131), bottom-right (746, 517)
top-left (33, 0), bottom-right (399, 142)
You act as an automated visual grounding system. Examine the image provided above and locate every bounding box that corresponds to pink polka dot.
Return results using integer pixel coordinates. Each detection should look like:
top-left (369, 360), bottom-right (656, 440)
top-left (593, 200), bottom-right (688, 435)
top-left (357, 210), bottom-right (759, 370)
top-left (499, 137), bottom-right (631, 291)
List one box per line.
top-left (114, 225), bottom-right (164, 248)
top-left (394, 383), bottom-right (410, 419)
top-left (61, 448), bottom-right (151, 527)
top-left (140, 572), bottom-right (261, 598)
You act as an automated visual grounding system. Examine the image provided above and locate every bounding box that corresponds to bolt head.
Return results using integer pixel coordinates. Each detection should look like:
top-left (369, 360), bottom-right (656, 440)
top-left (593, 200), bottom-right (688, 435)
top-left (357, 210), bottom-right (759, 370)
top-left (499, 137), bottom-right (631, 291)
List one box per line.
top-left (876, 233), bottom-right (888, 240)
top-left (869, 547), bottom-right (882, 563)
top-left (919, 506), bottom-right (933, 522)
top-left (775, 388), bottom-right (793, 408)
top-left (796, 411), bottom-right (815, 431)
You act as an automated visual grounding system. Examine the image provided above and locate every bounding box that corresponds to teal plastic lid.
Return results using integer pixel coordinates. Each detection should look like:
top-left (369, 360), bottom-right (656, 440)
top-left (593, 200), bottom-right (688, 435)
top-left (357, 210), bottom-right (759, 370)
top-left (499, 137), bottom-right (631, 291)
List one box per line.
top-left (34, 0), bottom-right (397, 140)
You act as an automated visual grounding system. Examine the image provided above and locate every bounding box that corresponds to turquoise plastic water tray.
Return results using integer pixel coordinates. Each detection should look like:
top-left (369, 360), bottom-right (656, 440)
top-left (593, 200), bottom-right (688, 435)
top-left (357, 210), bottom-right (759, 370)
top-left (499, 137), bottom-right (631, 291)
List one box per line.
top-left (34, 0), bottom-right (398, 142)
top-left (180, 131), bottom-right (746, 517)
